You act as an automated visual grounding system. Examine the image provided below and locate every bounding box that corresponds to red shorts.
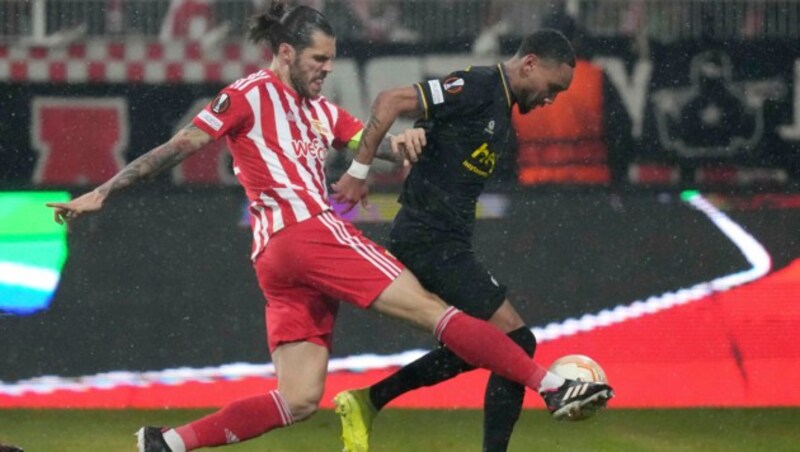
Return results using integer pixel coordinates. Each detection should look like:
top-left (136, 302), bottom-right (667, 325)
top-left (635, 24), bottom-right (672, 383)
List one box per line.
top-left (254, 210), bottom-right (404, 352)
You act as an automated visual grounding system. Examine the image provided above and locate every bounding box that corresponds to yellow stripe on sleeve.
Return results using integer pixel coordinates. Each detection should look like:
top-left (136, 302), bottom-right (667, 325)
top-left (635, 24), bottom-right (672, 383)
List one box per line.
top-left (416, 83), bottom-right (429, 120)
top-left (497, 64), bottom-right (512, 108)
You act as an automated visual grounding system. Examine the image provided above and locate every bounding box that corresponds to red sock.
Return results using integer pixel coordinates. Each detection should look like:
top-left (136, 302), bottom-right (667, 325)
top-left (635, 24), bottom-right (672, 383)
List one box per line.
top-left (175, 390), bottom-right (293, 449)
top-left (435, 307), bottom-right (548, 390)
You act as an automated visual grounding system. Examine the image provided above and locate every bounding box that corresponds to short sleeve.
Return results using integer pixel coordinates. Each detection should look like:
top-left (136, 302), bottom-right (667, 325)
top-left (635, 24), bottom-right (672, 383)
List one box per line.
top-left (331, 105), bottom-right (364, 150)
top-left (415, 70), bottom-right (493, 121)
top-left (193, 88), bottom-right (251, 140)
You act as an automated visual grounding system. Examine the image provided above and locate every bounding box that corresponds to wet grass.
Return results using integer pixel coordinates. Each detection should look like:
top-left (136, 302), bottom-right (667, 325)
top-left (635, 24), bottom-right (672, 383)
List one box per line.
top-left (1, 408), bottom-right (798, 451)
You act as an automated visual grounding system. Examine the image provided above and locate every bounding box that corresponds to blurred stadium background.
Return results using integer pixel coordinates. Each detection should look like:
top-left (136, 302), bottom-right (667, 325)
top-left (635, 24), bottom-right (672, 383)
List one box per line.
top-left (1, 0), bottom-right (799, 440)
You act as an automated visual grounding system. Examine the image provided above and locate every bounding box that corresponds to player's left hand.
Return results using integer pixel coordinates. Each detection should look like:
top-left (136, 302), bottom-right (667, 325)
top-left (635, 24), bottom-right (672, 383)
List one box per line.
top-left (331, 173), bottom-right (369, 214)
top-left (391, 128), bottom-right (426, 166)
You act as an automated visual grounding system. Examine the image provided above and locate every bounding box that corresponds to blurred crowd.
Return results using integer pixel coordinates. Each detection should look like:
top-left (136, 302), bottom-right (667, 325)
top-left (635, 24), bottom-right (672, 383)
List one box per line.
top-left (2, 0), bottom-right (796, 50)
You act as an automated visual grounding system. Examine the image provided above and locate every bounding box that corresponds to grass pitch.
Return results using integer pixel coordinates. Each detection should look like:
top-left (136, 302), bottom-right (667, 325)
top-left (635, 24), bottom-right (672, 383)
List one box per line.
top-left (1, 408), bottom-right (798, 451)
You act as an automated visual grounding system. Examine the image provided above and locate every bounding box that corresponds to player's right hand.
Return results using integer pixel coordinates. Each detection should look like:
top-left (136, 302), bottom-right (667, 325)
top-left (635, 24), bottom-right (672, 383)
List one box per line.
top-left (46, 189), bottom-right (106, 225)
top-left (391, 128), bottom-right (426, 166)
top-left (331, 173), bottom-right (369, 214)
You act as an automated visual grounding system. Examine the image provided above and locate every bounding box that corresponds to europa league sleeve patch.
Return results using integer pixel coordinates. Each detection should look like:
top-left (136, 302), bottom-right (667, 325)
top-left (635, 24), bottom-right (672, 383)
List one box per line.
top-left (443, 77), bottom-right (465, 94)
top-left (211, 93), bottom-right (231, 114)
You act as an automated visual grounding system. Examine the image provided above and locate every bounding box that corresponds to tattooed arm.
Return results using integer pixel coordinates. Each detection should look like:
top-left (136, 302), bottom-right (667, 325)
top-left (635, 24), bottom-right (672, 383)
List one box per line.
top-left (47, 124), bottom-right (213, 224)
top-left (349, 131), bottom-right (400, 163)
top-left (352, 86), bottom-right (422, 166)
top-left (331, 86), bottom-right (422, 211)
top-left (96, 124), bottom-right (212, 196)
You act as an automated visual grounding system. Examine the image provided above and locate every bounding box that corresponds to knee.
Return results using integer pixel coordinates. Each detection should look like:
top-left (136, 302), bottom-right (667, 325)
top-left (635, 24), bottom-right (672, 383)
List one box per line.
top-left (287, 397), bottom-right (320, 422)
top-left (282, 389), bottom-right (322, 422)
top-left (507, 326), bottom-right (537, 357)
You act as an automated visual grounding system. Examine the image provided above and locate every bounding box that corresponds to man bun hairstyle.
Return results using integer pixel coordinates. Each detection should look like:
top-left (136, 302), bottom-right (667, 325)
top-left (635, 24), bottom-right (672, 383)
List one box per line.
top-left (516, 29), bottom-right (576, 67)
top-left (248, 0), bottom-right (335, 53)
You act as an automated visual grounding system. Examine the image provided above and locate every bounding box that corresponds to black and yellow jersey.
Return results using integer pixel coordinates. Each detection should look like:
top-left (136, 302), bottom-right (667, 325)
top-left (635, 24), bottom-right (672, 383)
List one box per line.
top-left (397, 64), bottom-right (516, 237)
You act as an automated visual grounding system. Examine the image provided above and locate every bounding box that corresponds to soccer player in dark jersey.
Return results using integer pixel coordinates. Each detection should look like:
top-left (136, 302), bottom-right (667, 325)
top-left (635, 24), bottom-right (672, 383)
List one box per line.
top-left (46, 3), bottom-right (611, 451)
top-left (332, 29), bottom-right (606, 452)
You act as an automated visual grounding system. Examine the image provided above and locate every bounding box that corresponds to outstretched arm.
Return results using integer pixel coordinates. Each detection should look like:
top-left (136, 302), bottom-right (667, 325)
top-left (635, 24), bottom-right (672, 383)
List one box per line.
top-left (332, 86), bottom-right (422, 211)
top-left (46, 124), bottom-right (213, 224)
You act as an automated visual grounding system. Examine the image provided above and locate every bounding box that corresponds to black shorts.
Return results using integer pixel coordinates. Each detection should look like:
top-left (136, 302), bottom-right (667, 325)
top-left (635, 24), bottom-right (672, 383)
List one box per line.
top-left (389, 231), bottom-right (507, 321)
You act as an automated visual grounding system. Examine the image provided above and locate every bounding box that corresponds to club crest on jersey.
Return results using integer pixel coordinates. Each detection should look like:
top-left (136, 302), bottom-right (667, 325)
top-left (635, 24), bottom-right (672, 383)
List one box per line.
top-left (310, 119), bottom-right (332, 140)
top-left (443, 77), bottom-right (464, 94)
top-left (211, 93), bottom-right (230, 114)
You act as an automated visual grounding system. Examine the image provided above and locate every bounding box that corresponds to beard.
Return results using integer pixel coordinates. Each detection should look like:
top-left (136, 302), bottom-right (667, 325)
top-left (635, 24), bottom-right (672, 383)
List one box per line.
top-left (518, 94), bottom-right (543, 114)
top-left (519, 102), bottom-right (535, 114)
top-left (289, 60), bottom-right (325, 99)
top-left (289, 65), bottom-right (313, 98)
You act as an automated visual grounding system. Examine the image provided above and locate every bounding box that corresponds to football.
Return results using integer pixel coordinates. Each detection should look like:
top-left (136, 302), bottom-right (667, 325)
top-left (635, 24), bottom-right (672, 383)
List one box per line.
top-left (548, 354), bottom-right (609, 420)
top-left (548, 354), bottom-right (608, 383)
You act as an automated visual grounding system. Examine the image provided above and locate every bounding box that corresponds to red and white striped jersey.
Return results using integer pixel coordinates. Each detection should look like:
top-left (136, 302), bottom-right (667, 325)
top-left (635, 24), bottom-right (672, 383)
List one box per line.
top-left (193, 69), bottom-right (363, 259)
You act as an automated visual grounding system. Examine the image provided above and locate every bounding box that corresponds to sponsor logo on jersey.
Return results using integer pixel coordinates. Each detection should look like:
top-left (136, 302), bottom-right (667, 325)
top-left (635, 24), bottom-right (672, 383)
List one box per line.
top-left (428, 79), bottom-right (444, 105)
top-left (443, 77), bottom-right (465, 94)
top-left (291, 138), bottom-right (328, 160)
top-left (211, 93), bottom-right (230, 114)
top-left (198, 109), bottom-right (223, 131)
top-left (462, 142), bottom-right (496, 177)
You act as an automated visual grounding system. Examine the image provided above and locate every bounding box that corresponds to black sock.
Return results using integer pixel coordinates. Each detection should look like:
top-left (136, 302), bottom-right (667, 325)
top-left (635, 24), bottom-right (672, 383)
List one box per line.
top-left (369, 345), bottom-right (474, 410)
top-left (367, 326), bottom-right (537, 415)
top-left (482, 327), bottom-right (537, 452)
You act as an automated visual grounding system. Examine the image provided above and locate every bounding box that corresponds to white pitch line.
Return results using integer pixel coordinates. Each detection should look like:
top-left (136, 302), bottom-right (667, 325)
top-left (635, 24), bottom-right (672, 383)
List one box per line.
top-left (533, 192), bottom-right (771, 342)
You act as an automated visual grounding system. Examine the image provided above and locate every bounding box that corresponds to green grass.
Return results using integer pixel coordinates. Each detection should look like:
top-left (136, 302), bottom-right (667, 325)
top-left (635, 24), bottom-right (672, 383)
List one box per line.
top-left (1, 408), bottom-right (798, 451)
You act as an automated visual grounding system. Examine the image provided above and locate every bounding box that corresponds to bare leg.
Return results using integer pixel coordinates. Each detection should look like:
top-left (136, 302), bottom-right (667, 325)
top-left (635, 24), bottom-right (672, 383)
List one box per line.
top-left (165, 341), bottom-right (329, 450)
top-left (370, 269), bottom-right (545, 389)
top-left (273, 340), bottom-right (330, 422)
top-left (370, 270), bottom-right (447, 331)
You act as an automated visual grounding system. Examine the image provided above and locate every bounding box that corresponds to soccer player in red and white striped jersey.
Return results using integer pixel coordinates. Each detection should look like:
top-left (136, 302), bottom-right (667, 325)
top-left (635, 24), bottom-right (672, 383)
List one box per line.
top-left (194, 63), bottom-right (364, 260)
top-left (46, 2), bottom-right (591, 451)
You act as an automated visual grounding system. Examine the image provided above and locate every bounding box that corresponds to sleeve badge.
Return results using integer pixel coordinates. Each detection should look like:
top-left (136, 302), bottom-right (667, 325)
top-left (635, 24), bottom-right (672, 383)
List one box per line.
top-left (443, 77), bottom-right (465, 94)
top-left (211, 93), bottom-right (231, 114)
